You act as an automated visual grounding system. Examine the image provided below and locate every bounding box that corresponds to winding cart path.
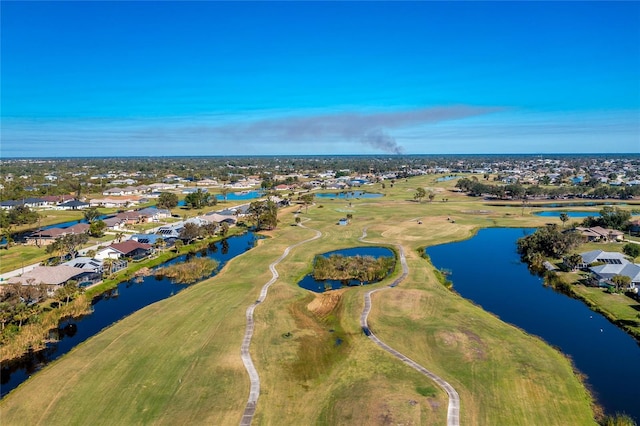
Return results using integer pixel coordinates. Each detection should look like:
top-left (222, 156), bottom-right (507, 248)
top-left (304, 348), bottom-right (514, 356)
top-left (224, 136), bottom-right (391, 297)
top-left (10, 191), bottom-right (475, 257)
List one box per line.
top-left (239, 223), bottom-right (322, 426)
top-left (359, 229), bottom-right (461, 426)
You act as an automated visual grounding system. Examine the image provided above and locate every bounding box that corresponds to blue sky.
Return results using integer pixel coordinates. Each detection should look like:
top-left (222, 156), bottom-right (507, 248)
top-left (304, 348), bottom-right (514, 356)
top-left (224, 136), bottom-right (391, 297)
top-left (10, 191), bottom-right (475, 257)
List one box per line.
top-left (1, 1), bottom-right (638, 157)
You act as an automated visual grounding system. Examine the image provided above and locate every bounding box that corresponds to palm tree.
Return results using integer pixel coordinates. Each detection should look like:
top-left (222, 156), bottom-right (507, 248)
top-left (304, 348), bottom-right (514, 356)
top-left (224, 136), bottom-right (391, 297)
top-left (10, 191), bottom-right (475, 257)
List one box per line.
top-left (102, 258), bottom-right (114, 276)
top-left (220, 187), bottom-right (230, 202)
top-left (559, 213), bottom-right (569, 228)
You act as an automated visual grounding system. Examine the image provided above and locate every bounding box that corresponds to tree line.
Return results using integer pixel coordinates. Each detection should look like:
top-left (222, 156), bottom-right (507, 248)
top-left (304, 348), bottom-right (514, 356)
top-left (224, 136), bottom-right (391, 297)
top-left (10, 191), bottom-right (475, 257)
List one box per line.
top-left (455, 177), bottom-right (640, 200)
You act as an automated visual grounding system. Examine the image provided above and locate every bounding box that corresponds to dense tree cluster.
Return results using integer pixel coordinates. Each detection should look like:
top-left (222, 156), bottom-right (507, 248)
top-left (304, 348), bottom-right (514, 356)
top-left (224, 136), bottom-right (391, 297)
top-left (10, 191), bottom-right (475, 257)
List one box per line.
top-left (0, 280), bottom-right (83, 345)
top-left (157, 192), bottom-right (179, 210)
top-left (0, 205), bottom-right (39, 227)
top-left (581, 206), bottom-right (632, 231)
top-left (248, 200), bottom-right (278, 230)
top-left (184, 189), bottom-right (216, 209)
top-left (45, 233), bottom-right (89, 261)
top-left (517, 225), bottom-right (584, 270)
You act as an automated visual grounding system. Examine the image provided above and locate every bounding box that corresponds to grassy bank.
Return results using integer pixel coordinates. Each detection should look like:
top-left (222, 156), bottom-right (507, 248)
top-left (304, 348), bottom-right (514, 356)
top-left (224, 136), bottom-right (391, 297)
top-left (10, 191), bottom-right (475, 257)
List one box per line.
top-left (0, 175), bottom-right (597, 425)
top-left (554, 272), bottom-right (640, 341)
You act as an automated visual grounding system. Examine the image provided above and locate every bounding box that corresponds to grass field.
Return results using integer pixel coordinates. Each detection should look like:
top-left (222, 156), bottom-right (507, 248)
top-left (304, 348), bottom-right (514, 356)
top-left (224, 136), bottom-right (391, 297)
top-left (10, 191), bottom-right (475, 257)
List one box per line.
top-left (0, 175), bottom-right (597, 425)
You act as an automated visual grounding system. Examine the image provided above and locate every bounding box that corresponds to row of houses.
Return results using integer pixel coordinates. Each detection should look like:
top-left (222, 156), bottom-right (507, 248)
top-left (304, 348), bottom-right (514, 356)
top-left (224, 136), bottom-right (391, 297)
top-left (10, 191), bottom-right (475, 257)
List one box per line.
top-left (23, 208), bottom-right (173, 245)
top-left (574, 250), bottom-right (640, 291)
top-left (4, 200), bottom-right (254, 293)
top-left (1, 197), bottom-right (88, 210)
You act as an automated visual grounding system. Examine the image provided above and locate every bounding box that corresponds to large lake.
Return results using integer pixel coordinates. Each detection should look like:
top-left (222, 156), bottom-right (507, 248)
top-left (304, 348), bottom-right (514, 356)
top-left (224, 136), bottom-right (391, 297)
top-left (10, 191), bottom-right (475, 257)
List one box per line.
top-left (0, 232), bottom-right (259, 398)
top-left (426, 228), bottom-right (640, 422)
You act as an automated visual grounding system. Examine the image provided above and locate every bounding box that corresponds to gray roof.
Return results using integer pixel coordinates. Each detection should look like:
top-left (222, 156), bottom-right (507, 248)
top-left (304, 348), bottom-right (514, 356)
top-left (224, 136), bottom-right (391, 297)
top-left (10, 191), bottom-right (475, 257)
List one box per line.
top-left (580, 250), bottom-right (628, 265)
top-left (591, 263), bottom-right (640, 283)
top-left (59, 200), bottom-right (90, 208)
top-left (63, 257), bottom-right (103, 271)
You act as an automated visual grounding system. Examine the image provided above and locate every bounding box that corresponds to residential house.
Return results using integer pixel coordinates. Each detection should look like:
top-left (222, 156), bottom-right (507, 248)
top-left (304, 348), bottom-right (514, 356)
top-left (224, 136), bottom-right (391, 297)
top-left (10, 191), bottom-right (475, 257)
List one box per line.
top-left (7, 265), bottom-right (87, 291)
top-left (26, 223), bottom-right (90, 246)
top-left (590, 262), bottom-right (640, 291)
top-left (41, 195), bottom-right (75, 206)
top-left (102, 216), bottom-right (126, 231)
top-left (574, 227), bottom-right (625, 242)
top-left (202, 213), bottom-right (237, 225)
top-left (58, 200), bottom-right (90, 210)
top-left (115, 211), bottom-right (148, 225)
top-left (61, 257), bottom-right (104, 286)
top-left (103, 187), bottom-right (127, 196)
top-left (136, 207), bottom-right (171, 221)
top-left (96, 240), bottom-right (153, 261)
top-left (130, 233), bottom-right (163, 244)
top-left (578, 250), bottom-right (628, 269)
top-left (89, 197), bottom-right (139, 208)
top-left (579, 250), bottom-right (640, 291)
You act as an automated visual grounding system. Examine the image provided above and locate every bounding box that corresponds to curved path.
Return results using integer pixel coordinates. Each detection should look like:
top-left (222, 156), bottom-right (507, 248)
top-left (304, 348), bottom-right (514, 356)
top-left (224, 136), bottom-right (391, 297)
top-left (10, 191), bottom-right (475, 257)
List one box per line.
top-left (359, 229), bottom-right (461, 426)
top-left (239, 223), bottom-right (322, 426)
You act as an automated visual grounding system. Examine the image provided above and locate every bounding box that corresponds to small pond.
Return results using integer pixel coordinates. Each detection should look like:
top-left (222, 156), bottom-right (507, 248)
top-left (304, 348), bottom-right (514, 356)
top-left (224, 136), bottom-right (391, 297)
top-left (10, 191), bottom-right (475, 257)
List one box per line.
top-left (0, 232), bottom-right (259, 398)
top-left (426, 228), bottom-right (640, 422)
top-left (298, 246), bottom-right (395, 293)
top-left (315, 191), bottom-right (383, 199)
top-left (435, 175), bottom-right (460, 182)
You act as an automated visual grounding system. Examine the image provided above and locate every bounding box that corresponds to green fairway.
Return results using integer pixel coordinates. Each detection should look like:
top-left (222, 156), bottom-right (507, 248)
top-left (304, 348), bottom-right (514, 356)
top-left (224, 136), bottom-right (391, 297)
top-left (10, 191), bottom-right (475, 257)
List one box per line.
top-left (0, 175), bottom-right (597, 425)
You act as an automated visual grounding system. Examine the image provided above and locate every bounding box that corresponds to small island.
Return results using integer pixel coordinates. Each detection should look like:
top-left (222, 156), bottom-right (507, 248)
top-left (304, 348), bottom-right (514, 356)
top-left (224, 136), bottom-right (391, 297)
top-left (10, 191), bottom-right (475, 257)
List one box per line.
top-left (155, 257), bottom-right (219, 284)
top-left (313, 254), bottom-right (395, 284)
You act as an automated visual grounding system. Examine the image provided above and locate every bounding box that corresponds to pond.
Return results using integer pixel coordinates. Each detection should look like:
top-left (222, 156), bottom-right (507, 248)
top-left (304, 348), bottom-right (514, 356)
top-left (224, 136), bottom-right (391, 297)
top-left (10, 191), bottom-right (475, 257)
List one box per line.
top-left (315, 191), bottom-right (383, 199)
top-left (298, 246), bottom-right (395, 293)
top-left (488, 202), bottom-right (630, 208)
top-left (426, 228), bottom-right (640, 422)
top-left (435, 175), bottom-right (460, 182)
top-left (0, 232), bottom-right (259, 398)
top-left (534, 210), bottom-right (639, 218)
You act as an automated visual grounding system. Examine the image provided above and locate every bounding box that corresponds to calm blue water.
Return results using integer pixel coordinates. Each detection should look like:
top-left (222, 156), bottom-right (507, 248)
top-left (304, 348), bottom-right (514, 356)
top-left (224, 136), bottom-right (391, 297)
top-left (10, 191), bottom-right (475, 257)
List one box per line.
top-left (534, 211), bottom-right (601, 218)
top-left (426, 228), bottom-right (640, 421)
top-left (315, 191), bottom-right (383, 199)
top-left (298, 246), bottom-right (394, 292)
top-left (0, 232), bottom-right (258, 398)
top-left (534, 210), bottom-right (639, 218)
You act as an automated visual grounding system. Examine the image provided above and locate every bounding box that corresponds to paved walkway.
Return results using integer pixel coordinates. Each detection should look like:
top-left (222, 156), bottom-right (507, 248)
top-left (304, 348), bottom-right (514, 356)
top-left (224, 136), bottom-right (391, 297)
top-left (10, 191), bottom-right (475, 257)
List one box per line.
top-left (239, 223), bottom-right (322, 426)
top-left (359, 228), bottom-right (461, 426)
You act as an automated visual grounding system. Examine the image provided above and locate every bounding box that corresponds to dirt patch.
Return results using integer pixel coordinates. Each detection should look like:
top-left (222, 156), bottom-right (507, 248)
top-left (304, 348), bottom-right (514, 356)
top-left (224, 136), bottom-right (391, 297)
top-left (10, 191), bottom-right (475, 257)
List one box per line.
top-left (436, 328), bottom-right (487, 361)
top-left (306, 288), bottom-right (346, 318)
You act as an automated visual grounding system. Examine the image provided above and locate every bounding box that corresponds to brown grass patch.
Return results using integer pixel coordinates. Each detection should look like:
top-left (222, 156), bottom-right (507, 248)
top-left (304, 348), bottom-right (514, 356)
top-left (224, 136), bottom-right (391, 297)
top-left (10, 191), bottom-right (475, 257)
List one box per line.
top-left (381, 289), bottom-right (434, 320)
top-left (322, 377), bottom-right (445, 425)
top-left (436, 328), bottom-right (487, 362)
